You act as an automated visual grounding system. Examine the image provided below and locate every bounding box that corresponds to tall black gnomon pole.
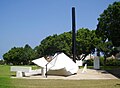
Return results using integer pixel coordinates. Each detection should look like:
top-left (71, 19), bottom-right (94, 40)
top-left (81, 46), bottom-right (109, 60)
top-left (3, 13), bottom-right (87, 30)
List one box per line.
top-left (72, 7), bottom-right (76, 63)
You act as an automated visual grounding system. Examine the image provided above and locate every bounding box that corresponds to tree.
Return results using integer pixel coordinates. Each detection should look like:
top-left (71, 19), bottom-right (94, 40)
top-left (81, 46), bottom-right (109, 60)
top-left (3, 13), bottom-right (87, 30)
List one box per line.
top-left (96, 1), bottom-right (120, 65)
top-left (3, 44), bottom-right (36, 65)
top-left (56, 32), bottom-right (72, 56)
top-left (0, 59), bottom-right (5, 65)
top-left (96, 1), bottom-right (120, 47)
top-left (39, 34), bottom-right (58, 56)
top-left (36, 28), bottom-right (100, 59)
top-left (76, 28), bottom-right (96, 59)
top-left (24, 44), bottom-right (36, 64)
top-left (3, 47), bottom-right (25, 65)
top-left (36, 32), bottom-right (72, 57)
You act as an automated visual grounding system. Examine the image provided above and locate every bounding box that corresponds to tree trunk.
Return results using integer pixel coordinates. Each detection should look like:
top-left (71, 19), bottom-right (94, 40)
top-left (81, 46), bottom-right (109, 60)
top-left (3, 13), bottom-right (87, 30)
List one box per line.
top-left (104, 55), bottom-right (107, 66)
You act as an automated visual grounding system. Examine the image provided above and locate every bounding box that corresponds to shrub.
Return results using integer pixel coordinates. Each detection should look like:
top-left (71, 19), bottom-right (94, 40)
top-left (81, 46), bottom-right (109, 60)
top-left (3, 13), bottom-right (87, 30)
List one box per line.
top-left (86, 59), bottom-right (93, 66)
top-left (100, 57), bottom-right (104, 66)
top-left (99, 57), bottom-right (120, 66)
top-left (106, 59), bottom-right (120, 66)
top-left (86, 57), bottom-right (120, 66)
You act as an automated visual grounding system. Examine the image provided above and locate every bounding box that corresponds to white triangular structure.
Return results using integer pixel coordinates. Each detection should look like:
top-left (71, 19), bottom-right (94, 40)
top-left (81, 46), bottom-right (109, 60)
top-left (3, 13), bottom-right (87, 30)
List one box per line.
top-left (76, 59), bottom-right (83, 66)
top-left (82, 64), bottom-right (87, 73)
top-left (32, 57), bottom-right (48, 68)
top-left (32, 53), bottom-right (78, 76)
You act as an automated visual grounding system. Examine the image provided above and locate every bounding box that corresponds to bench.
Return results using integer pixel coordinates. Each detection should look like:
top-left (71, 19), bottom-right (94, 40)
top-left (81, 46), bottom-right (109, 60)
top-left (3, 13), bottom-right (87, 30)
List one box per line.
top-left (11, 66), bottom-right (42, 77)
top-left (11, 66), bottom-right (32, 77)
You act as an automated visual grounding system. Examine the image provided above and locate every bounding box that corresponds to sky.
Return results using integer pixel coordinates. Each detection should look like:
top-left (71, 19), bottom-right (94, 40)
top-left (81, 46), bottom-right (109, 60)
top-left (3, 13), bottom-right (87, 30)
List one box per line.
top-left (0, 0), bottom-right (119, 59)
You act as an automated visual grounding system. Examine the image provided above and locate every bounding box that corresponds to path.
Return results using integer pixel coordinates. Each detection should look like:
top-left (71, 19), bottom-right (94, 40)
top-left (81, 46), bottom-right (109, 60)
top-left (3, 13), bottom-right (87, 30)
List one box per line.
top-left (13, 69), bottom-right (118, 80)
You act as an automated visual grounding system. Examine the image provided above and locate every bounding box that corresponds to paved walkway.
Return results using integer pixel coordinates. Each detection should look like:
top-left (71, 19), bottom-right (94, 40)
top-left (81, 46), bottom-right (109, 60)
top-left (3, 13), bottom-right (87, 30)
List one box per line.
top-left (14, 69), bottom-right (118, 80)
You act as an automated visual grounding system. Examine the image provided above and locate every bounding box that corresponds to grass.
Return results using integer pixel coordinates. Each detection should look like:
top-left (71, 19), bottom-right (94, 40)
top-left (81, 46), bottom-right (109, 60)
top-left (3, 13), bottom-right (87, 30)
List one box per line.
top-left (10, 79), bottom-right (120, 88)
top-left (0, 65), bottom-right (13, 88)
top-left (0, 65), bottom-right (120, 88)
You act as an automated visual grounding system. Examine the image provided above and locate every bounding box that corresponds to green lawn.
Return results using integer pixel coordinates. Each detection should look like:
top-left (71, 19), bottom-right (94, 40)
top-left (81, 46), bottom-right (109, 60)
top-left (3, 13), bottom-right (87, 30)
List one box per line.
top-left (0, 65), bottom-right (120, 88)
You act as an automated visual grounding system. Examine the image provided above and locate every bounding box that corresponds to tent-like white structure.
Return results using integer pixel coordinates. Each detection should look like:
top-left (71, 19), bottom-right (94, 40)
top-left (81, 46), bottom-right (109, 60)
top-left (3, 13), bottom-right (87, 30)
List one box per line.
top-left (32, 53), bottom-right (78, 77)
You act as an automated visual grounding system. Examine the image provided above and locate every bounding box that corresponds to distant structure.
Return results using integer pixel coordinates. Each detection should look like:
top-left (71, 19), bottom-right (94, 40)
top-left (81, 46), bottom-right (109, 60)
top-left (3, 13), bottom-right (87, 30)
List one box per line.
top-left (72, 7), bottom-right (76, 63)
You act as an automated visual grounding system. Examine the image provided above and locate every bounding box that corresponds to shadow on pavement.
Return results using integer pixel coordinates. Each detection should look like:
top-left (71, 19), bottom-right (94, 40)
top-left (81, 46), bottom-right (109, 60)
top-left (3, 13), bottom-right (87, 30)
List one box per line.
top-left (106, 68), bottom-right (120, 79)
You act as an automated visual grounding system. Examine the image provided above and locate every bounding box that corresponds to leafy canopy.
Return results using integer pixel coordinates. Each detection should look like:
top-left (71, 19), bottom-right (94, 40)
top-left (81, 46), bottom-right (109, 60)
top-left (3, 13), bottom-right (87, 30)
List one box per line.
top-left (96, 1), bottom-right (120, 47)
